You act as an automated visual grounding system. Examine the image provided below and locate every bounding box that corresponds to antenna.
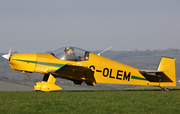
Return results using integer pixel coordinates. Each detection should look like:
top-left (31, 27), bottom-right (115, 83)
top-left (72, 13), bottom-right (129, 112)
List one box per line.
top-left (98, 46), bottom-right (113, 56)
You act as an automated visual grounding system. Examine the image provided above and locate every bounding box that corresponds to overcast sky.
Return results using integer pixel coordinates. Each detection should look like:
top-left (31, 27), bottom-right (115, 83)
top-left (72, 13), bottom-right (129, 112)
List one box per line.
top-left (0, 0), bottom-right (180, 53)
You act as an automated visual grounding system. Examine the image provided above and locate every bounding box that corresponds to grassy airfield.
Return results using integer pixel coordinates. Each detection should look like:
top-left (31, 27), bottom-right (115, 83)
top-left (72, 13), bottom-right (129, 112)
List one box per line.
top-left (1, 50), bottom-right (180, 113)
top-left (0, 89), bottom-right (180, 114)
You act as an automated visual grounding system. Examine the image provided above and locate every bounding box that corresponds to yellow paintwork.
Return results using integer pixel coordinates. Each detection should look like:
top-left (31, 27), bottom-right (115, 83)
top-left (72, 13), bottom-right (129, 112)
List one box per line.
top-left (34, 81), bottom-right (62, 91)
top-left (34, 82), bottom-right (42, 91)
top-left (35, 54), bottom-right (61, 73)
top-left (9, 53), bottom-right (37, 72)
top-left (8, 50), bottom-right (176, 91)
top-left (88, 54), bottom-right (176, 87)
top-left (89, 53), bottom-right (139, 84)
top-left (157, 57), bottom-right (176, 86)
top-left (34, 74), bottom-right (62, 91)
top-left (47, 74), bottom-right (56, 84)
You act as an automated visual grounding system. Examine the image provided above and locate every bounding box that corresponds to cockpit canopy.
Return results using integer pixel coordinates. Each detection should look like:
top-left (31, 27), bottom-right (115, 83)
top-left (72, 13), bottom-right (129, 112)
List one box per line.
top-left (51, 46), bottom-right (89, 61)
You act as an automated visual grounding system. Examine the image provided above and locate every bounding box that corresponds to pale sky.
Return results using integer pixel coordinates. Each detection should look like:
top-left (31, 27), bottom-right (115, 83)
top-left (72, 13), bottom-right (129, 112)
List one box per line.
top-left (0, 0), bottom-right (180, 53)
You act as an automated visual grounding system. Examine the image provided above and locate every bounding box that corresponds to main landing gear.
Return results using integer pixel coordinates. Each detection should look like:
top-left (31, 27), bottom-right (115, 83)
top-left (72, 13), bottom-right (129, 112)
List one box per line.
top-left (34, 74), bottom-right (62, 92)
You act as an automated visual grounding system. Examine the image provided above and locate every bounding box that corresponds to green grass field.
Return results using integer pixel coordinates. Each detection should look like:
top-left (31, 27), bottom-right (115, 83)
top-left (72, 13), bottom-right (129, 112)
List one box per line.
top-left (0, 89), bottom-right (180, 114)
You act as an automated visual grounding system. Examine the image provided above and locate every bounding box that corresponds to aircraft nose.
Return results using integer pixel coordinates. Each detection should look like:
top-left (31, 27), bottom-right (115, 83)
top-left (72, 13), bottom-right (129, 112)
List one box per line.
top-left (9, 53), bottom-right (37, 72)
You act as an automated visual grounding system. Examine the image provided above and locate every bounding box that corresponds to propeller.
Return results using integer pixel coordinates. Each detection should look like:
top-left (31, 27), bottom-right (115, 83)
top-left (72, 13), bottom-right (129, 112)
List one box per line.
top-left (2, 46), bottom-right (12, 62)
top-left (22, 71), bottom-right (31, 78)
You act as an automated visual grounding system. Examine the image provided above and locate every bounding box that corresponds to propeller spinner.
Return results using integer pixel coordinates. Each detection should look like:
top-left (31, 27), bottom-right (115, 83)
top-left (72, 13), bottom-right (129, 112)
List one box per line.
top-left (2, 46), bottom-right (12, 61)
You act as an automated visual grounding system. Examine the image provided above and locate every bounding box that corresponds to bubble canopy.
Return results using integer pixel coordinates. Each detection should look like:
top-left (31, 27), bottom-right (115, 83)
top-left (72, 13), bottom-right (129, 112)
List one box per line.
top-left (51, 46), bottom-right (89, 61)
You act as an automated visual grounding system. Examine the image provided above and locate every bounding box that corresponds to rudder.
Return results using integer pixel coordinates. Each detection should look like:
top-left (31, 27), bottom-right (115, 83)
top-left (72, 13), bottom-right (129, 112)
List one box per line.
top-left (157, 56), bottom-right (176, 86)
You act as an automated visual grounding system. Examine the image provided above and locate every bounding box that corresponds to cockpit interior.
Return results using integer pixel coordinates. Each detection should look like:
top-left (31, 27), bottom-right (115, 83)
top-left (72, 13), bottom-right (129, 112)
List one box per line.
top-left (51, 46), bottom-right (89, 61)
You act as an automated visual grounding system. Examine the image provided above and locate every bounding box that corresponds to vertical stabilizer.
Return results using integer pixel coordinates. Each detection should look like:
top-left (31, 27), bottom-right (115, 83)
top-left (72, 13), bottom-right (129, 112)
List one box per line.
top-left (157, 56), bottom-right (176, 86)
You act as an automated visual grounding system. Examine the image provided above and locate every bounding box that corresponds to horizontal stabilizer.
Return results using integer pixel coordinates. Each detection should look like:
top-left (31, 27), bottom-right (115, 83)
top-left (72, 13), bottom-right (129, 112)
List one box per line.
top-left (139, 70), bottom-right (162, 73)
top-left (139, 56), bottom-right (176, 86)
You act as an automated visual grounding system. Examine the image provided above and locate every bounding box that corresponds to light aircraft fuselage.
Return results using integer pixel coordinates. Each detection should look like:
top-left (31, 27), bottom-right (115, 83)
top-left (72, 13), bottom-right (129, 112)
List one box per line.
top-left (3, 46), bottom-right (176, 91)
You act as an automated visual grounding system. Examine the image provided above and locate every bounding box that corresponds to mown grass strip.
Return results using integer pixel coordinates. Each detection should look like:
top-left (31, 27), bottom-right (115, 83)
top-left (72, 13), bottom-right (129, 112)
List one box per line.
top-left (0, 89), bottom-right (180, 114)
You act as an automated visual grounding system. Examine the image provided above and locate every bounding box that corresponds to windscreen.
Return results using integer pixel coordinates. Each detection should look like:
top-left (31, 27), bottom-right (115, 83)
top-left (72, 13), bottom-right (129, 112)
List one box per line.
top-left (51, 46), bottom-right (89, 61)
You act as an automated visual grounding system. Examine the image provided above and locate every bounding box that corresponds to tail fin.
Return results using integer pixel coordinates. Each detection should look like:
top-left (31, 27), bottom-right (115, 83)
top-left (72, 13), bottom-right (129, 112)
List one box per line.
top-left (157, 56), bottom-right (176, 86)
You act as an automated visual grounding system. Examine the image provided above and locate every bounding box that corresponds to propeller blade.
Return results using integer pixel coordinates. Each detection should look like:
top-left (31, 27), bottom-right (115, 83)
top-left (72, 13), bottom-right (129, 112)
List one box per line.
top-left (2, 54), bottom-right (10, 60)
top-left (22, 71), bottom-right (31, 78)
top-left (2, 46), bottom-right (12, 60)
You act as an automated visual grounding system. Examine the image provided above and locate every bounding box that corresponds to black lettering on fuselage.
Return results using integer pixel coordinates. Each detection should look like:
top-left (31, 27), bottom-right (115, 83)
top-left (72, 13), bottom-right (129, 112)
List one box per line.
top-left (89, 66), bottom-right (131, 81)
top-left (103, 68), bottom-right (109, 77)
top-left (89, 65), bottom-right (95, 75)
top-left (109, 69), bottom-right (115, 79)
top-left (116, 70), bottom-right (123, 80)
top-left (102, 68), bottom-right (131, 81)
top-left (123, 71), bottom-right (131, 81)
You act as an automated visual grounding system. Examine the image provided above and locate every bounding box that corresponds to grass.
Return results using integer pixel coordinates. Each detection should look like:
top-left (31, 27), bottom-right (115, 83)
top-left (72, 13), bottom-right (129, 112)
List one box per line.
top-left (0, 89), bottom-right (180, 114)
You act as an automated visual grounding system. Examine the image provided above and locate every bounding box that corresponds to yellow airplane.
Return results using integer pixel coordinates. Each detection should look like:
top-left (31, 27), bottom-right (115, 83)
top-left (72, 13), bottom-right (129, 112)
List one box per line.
top-left (2, 46), bottom-right (176, 91)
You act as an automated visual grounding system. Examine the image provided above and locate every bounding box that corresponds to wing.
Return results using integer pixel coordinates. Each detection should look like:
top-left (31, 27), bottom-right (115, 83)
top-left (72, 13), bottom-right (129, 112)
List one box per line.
top-left (139, 70), bottom-right (173, 82)
top-left (47, 64), bottom-right (96, 86)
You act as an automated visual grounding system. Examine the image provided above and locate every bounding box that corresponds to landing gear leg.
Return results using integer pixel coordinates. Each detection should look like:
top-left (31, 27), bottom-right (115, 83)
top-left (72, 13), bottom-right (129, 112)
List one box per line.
top-left (157, 74), bottom-right (169, 91)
